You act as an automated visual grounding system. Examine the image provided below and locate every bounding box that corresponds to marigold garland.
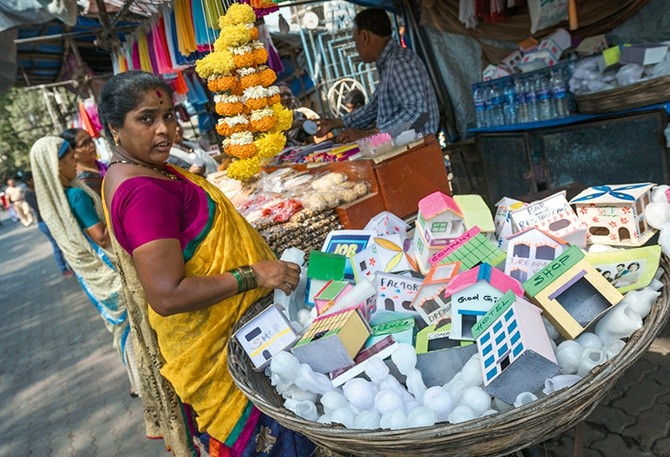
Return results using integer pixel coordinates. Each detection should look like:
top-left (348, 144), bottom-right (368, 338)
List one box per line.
top-left (218, 3), bottom-right (256, 28)
top-left (254, 132), bottom-right (287, 159)
top-left (195, 51), bottom-right (235, 79)
top-left (215, 25), bottom-right (251, 50)
top-left (200, 6), bottom-right (293, 181)
top-left (269, 103), bottom-right (293, 132)
top-left (225, 142), bottom-right (257, 159)
top-left (226, 155), bottom-right (261, 181)
top-left (252, 48), bottom-right (269, 66)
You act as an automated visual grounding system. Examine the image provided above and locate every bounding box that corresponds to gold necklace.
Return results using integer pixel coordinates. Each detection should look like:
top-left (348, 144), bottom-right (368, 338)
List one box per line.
top-left (109, 159), bottom-right (178, 181)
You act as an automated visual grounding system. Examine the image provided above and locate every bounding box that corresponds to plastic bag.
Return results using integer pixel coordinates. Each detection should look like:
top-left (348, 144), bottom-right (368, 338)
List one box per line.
top-left (528, 0), bottom-right (568, 34)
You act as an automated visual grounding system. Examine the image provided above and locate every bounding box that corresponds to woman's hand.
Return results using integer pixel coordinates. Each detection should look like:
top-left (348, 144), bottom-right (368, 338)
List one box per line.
top-left (251, 260), bottom-right (301, 295)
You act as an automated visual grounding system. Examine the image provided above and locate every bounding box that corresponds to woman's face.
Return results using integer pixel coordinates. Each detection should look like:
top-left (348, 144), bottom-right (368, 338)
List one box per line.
top-left (73, 130), bottom-right (97, 165)
top-left (112, 89), bottom-right (176, 165)
top-left (58, 148), bottom-right (77, 182)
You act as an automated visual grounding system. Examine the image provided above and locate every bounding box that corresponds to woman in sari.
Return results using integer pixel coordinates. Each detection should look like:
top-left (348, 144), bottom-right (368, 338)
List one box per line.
top-left (61, 128), bottom-right (109, 195)
top-left (29, 136), bottom-right (141, 396)
top-left (99, 71), bottom-right (314, 457)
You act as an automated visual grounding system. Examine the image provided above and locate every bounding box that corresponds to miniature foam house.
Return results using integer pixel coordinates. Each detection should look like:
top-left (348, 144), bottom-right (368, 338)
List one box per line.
top-left (429, 226), bottom-right (507, 271)
top-left (454, 194), bottom-right (496, 240)
top-left (234, 304), bottom-right (300, 370)
top-left (413, 192), bottom-right (466, 274)
top-left (314, 280), bottom-right (353, 315)
top-left (291, 308), bottom-right (371, 373)
top-left (415, 323), bottom-right (477, 387)
top-left (569, 183), bottom-right (656, 247)
top-left (523, 245), bottom-right (624, 339)
top-left (472, 291), bottom-right (560, 404)
top-left (411, 262), bottom-right (461, 328)
top-left (445, 263), bottom-right (525, 341)
top-left (504, 227), bottom-right (570, 283)
top-left (369, 272), bottom-right (422, 325)
top-left (510, 191), bottom-right (588, 248)
top-left (494, 197), bottom-right (528, 251)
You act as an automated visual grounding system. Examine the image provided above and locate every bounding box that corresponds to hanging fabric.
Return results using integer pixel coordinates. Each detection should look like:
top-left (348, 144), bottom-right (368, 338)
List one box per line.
top-left (131, 39), bottom-right (141, 71)
top-left (257, 23), bottom-right (284, 73)
top-left (78, 101), bottom-right (98, 138)
top-left (174, 71), bottom-right (190, 95)
top-left (191, 0), bottom-right (215, 50)
top-left (137, 32), bottom-right (153, 73)
top-left (146, 29), bottom-right (160, 74)
top-left (174, 0), bottom-right (198, 57)
top-left (162, 7), bottom-right (182, 69)
top-left (83, 98), bottom-right (103, 134)
top-left (190, 73), bottom-right (209, 105)
top-left (152, 17), bottom-right (173, 74)
top-left (203, 0), bottom-right (221, 30)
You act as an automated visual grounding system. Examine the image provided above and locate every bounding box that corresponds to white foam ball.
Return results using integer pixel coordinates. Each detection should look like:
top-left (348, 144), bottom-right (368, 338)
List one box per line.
top-left (343, 378), bottom-right (376, 410)
top-left (375, 389), bottom-right (405, 415)
top-left (460, 386), bottom-right (492, 415)
top-left (448, 405), bottom-right (476, 424)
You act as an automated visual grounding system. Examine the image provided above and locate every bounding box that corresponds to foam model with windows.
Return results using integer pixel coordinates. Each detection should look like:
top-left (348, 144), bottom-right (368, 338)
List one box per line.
top-left (569, 183), bottom-right (656, 247)
top-left (415, 322), bottom-right (478, 387)
top-left (369, 272), bottom-right (422, 325)
top-left (494, 197), bottom-right (528, 251)
top-left (413, 192), bottom-right (466, 274)
top-left (429, 226), bottom-right (507, 272)
top-left (291, 307), bottom-right (372, 373)
top-left (351, 235), bottom-right (412, 283)
top-left (411, 262), bottom-right (461, 328)
top-left (472, 291), bottom-right (560, 404)
top-left (443, 263), bottom-right (525, 341)
top-left (523, 245), bottom-right (624, 339)
top-left (510, 191), bottom-right (587, 248)
top-left (234, 304), bottom-right (300, 370)
top-left (453, 194), bottom-right (496, 240)
top-left (504, 227), bottom-right (570, 283)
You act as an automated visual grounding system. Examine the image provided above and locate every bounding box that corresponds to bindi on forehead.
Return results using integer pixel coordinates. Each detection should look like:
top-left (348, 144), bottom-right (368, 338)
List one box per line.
top-left (156, 90), bottom-right (164, 104)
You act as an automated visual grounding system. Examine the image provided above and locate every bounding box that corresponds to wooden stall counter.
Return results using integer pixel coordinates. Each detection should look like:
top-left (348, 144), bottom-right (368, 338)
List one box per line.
top-left (371, 134), bottom-right (451, 219)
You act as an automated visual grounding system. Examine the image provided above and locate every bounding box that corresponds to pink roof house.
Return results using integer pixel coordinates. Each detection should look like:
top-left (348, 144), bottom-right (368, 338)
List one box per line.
top-left (504, 227), bottom-right (570, 283)
top-left (413, 192), bottom-right (465, 274)
top-left (444, 263), bottom-right (524, 341)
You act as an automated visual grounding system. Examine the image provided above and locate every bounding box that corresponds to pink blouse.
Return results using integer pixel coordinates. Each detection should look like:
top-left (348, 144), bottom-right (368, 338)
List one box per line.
top-left (110, 175), bottom-right (210, 255)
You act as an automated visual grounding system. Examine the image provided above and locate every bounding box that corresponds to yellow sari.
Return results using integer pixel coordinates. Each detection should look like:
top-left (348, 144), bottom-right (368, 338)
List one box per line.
top-left (104, 168), bottom-right (275, 454)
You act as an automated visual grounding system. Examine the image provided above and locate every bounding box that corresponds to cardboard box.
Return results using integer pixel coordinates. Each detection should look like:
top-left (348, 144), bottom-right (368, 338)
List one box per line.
top-left (575, 35), bottom-right (608, 57)
top-left (538, 28), bottom-right (571, 59)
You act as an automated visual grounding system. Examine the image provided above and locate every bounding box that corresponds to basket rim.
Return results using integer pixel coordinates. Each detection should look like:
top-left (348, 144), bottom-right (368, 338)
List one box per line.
top-left (228, 255), bottom-right (670, 456)
top-left (574, 74), bottom-right (670, 101)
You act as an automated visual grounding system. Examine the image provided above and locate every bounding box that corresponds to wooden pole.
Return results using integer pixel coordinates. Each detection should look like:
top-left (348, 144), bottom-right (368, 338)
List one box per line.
top-left (568, 0), bottom-right (578, 30)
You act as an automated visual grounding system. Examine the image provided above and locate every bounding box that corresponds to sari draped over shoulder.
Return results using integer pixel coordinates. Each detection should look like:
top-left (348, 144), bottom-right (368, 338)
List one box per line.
top-left (104, 168), bottom-right (276, 455)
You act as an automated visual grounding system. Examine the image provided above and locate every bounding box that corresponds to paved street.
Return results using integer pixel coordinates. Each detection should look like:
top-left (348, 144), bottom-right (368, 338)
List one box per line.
top-left (1, 213), bottom-right (669, 457)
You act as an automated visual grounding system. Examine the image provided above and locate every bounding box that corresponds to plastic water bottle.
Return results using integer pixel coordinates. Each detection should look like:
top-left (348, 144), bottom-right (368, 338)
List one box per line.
top-left (514, 77), bottom-right (529, 123)
top-left (487, 83), bottom-right (505, 127)
top-left (524, 76), bottom-right (539, 122)
top-left (535, 73), bottom-right (555, 121)
top-left (473, 83), bottom-right (488, 128)
top-left (502, 78), bottom-right (518, 125)
top-left (550, 69), bottom-right (570, 119)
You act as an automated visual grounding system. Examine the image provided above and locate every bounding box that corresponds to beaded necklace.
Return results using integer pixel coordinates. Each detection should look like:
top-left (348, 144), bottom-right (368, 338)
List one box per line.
top-left (109, 159), bottom-right (178, 181)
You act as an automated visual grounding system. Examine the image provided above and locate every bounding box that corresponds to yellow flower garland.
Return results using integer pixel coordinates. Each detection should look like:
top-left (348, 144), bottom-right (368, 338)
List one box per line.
top-left (195, 51), bottom-right (235, 79)
top-left (254, 132), bottom-right (287, 159)
top-left (269, 103), bottom-right (294, 132)
top-left (227, 156), bottom-right (261, 181)
top-left (215, 25), bottom-right (252, 50)
top-left (218, 4), bottom-right (256, 28)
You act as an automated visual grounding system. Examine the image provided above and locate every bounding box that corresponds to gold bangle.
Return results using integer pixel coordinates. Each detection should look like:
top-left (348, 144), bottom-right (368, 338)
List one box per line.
top-left (239, 265), bottom-right (257, 291)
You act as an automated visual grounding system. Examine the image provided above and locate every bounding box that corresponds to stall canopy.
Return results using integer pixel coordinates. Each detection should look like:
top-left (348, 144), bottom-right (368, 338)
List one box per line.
top-left (0, 0), bottom-right (171, 94)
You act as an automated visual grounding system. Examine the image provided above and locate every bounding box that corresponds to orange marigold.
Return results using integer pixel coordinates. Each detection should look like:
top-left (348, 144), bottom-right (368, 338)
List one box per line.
top-left (233, 53), bottom-right (256, 69)
top-left (252, 48), bottom-right (269, 66)
top-left (239, 72), bottom-right (262, 89)
top-left (257, 68), bottom-right (277, 87)
top-left (244, 97), bottom-right (269, 111)
top-left (215, 102), bottom-right (245, 117)
top-left (268, 94), bottom-right (281, 105)
top-left (225, 142), bottom-right (258, 159)
top-left (249, 27), bottom-right (259, 40)
top-left (250, 115), bottom-right (277, 133)
top-left (208, 75), bottom-right (238, 93)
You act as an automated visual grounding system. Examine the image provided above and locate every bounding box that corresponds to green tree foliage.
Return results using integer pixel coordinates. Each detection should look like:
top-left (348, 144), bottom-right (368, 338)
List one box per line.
top-left (0, 88), bottom-right (60, 182)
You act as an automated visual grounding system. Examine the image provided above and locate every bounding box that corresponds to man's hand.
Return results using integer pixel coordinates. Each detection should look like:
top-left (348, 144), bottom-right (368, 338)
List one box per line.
top-left (337, 128), bottom-right (377, 143)
top-left (316, 118), bottom-right (344, 137)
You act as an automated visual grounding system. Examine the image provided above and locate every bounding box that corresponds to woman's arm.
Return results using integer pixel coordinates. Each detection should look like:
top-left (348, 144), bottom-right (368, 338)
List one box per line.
top-left (132, 238), bottom-right (300, 316)
top-left (86, 222), bottom-right (110, 249)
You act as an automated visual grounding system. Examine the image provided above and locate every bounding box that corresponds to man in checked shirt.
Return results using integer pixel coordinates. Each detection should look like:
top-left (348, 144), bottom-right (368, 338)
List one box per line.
top-left (316, 8), bottom-right (440, 143)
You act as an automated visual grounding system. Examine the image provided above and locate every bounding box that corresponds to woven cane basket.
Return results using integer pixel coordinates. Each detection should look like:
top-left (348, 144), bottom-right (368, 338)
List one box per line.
top-left (228, 256), bottom-right (670, 457)
top-left (575, 75), bottom-right (670, 114)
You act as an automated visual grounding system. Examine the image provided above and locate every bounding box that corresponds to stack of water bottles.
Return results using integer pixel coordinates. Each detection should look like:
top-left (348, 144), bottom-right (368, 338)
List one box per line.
top-left (473, 65), bottom-right (573, 128)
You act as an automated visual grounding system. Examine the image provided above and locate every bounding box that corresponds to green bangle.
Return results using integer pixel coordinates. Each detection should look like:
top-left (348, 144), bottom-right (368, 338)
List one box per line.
top-left (230, 268), bottom-right (244, 294)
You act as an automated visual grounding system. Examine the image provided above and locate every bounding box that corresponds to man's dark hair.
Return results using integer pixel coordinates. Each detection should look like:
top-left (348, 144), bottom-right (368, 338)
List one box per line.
top-left (354, 8), bottom-right (392, 37)
top-left (344, 89), bottom-right (366, 109)
top-left (98, 71), bottom-right (173, 139)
